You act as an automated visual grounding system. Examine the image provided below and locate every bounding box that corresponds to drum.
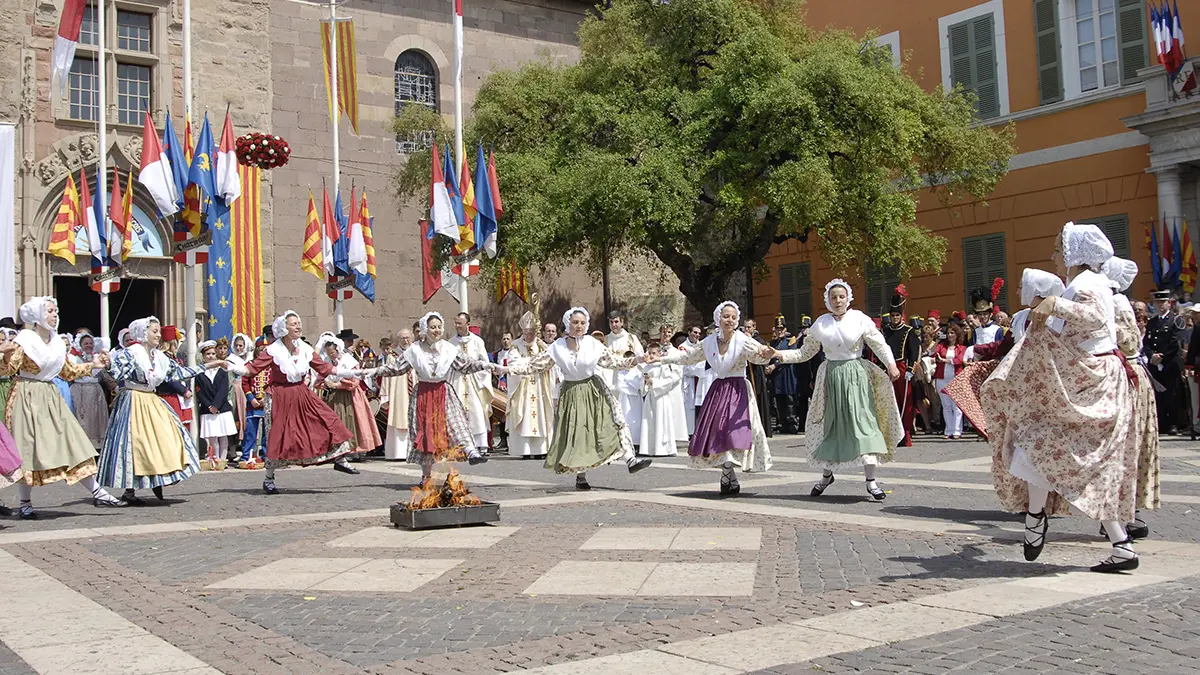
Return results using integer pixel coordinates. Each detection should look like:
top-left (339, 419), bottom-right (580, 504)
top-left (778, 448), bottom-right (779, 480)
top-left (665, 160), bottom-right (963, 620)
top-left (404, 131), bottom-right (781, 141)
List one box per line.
top-left (490, 390), bottom-right (508, 417)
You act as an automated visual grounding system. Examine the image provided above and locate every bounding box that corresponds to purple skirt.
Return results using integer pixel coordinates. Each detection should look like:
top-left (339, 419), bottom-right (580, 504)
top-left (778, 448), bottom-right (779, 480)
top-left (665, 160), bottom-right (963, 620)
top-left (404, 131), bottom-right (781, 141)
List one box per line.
top-left (0, 420), bottom-right (21, 478)
top-left (689, 377), bottom-right (751, 458)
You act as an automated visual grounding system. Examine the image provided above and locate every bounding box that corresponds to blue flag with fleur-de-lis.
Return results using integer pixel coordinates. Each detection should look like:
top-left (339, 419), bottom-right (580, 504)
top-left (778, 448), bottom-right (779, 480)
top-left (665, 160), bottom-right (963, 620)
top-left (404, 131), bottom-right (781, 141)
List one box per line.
top-left (204, 194), bottom-right (235, 341)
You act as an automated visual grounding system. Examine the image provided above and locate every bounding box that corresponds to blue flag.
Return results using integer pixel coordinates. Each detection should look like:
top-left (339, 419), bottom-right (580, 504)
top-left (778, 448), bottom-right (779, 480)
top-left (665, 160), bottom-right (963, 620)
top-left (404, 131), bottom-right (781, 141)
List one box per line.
top-left (473, 144), bottom-right (497, 258)
top-left (1149, 224), bottom-right (1164, 287)
top-left (162, 114), bottom-right (188, 210)
top-left (204, 199), bottom-right (234, 341)
top-left (1169, 225), bottom-right (1185, 288)
top-left (91, 178), bottom-right (108, 267)
top-left (187, 114), bottom-right (217, 199)
top-left (333, 191), bottom-right (351, 276)
top-left (443, 144), bottom-right (467, 229)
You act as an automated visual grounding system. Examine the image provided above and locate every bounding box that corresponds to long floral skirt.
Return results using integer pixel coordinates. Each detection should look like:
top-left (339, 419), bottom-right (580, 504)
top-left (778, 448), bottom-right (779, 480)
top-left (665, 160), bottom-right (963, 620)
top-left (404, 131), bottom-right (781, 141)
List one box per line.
top-left (0, 418), bottom-right (22, 487)
top-left (6, 379), bottom-right (97, 486)
top-left (70, 380), bottom-right (110, 449)
top-left (980, 332), bottom-right (1138, 523)
top-left (1132, 362), bottom-right (1160, 511)
top-left (805, 359), bottom-right (903, 472)
top-left (328, 388), bottom-right (383, 454)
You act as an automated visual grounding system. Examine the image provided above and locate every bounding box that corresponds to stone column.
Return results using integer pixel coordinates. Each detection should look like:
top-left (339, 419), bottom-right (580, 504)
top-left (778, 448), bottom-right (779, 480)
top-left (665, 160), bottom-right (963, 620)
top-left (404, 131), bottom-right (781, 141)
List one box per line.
top-left (1157, 165), bottom-right (1184, 234)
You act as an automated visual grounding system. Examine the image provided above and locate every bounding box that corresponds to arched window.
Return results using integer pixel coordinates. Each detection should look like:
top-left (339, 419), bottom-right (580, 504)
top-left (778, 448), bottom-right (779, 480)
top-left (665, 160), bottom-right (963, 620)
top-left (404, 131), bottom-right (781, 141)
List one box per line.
top-left (394, 50), bottom-right (438, 154)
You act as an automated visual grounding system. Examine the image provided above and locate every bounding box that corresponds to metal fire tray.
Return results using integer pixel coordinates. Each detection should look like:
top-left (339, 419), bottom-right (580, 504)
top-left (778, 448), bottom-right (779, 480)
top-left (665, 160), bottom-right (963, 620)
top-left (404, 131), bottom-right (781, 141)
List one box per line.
top-left (390, 501), bottom-right (501, 530)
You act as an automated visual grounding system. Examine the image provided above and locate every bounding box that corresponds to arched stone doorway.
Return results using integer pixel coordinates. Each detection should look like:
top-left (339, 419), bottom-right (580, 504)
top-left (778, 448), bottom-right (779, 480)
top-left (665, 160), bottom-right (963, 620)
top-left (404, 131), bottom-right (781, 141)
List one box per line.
top-left (27, 132), bottom-right (184, 336)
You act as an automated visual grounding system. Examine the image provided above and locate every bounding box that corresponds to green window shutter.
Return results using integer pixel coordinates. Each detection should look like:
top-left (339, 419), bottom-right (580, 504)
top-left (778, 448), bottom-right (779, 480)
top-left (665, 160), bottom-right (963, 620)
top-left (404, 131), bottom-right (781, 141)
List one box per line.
top-left (866, 263), bottom-right (900, 317)
top-left (963, 233), bottom-right (1008, 310)
top-left (796, 263), bottom-right (813, 321)
top-left (778, 264), bottom-right (796, 331)
top-left (1098, 215), bottom-right (1131, 258)
top-left (1034, 0), bottom-right (1063, 104)
top-left (1117, 0), bottom-right (1148, 83)
top-left (949, 15), bottom-right (1001, 120)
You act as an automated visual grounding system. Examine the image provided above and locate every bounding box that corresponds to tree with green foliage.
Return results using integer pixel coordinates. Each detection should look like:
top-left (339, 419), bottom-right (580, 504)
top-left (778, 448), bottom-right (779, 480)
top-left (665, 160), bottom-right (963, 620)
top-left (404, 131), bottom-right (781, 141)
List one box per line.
top-left (392, 0), bottom-right (1014, 314)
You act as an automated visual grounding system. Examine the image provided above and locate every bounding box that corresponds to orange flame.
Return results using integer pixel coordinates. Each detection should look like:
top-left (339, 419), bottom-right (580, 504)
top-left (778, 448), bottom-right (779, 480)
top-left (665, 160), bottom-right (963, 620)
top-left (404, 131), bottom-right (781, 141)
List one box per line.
top-left (407, 466), bottom-right (481, 509)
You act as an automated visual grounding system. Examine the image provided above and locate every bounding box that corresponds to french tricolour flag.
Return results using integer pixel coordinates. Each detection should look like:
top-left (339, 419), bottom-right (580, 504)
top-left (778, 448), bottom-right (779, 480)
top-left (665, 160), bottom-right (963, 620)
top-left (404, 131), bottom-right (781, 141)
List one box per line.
top-left (51, 0), bottom-right (87, 97)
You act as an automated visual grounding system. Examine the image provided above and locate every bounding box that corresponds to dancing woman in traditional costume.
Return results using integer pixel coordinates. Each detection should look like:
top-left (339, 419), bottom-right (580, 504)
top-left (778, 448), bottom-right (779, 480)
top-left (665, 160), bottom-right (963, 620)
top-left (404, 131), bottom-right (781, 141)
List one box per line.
top-left (316, 332), bottom-right (383, 457)
top-left (981, 222), bottom-right (1141, 573)
top-left (500, 307), bottom-right (653, 490)
top-left (378, 313), bottom-right (496, 480)
top-left (1102, 256), bottom-right (1157, 541)
top-left (653, 301), bottom-right (772, 495)
top-left (0, 297), bottom-right (126, 518)
top-left (234, 311), bottom-right (370, 494)
top-left (99, 318), bottom-right (227, 503)
top-left (67, 331), bottom-right (109, 450)
top-left (771, 280), bottom-right (902, 501)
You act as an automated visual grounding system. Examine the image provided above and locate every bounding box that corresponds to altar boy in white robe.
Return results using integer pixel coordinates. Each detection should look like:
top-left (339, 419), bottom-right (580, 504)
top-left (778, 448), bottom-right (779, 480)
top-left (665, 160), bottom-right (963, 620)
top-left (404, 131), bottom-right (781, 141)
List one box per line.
top-left (450, 312), bottom-right (494, 451)
top-left (639, 342), bottom-right (683, 456)
top-left (616, 351), bottom-right (645, 447)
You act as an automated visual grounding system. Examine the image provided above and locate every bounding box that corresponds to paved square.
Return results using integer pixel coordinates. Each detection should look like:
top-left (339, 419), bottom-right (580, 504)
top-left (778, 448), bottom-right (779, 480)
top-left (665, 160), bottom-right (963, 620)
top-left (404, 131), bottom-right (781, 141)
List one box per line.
top-left (207, 557), bottom-right (463, 592)
top-left (524, 561), bottom-right (757, 596)
top-left (326, 525), bottom-right (520, 549)
top-left (579, 526), bottom-right (762, 551)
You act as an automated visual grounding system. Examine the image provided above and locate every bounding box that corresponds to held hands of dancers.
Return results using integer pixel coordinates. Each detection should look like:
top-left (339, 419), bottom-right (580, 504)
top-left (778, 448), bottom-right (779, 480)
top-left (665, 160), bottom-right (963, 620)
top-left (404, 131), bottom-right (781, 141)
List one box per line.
top-left (886, 363), bottom-right (901, 381)
top-left (1028, 296), bottom-right (1057, 332)
top-left (758, 345), bottom-right (777, 360)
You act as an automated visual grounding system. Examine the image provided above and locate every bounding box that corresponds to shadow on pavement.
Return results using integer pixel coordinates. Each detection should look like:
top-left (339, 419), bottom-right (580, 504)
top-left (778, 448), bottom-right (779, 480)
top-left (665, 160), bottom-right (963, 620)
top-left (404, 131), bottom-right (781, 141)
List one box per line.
top-left (878, 544), bottom-right (1078, 582)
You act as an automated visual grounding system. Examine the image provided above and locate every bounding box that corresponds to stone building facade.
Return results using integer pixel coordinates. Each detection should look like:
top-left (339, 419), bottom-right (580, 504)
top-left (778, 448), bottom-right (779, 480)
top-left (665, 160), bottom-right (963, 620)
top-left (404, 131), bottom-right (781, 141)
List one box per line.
top-left (2, 0), bottom-right (690, 345)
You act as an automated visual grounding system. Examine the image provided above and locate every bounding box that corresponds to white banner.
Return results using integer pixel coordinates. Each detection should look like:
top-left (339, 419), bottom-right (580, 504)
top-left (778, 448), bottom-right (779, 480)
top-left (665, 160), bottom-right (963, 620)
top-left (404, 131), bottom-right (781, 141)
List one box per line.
top-left (0, 124), bottom-right (14, 320)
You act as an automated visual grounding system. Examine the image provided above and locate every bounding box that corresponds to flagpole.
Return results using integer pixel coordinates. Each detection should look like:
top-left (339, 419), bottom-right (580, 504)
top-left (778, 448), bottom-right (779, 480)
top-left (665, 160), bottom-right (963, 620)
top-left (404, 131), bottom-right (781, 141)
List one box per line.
top-left (329, 0), bottom-right (346, 332)
top-left (453, 0), bottom-right (468, 314)
top-left (97, 0), bottom-right (110, 341)
top-left (182, 0), bottom-right (198, 445)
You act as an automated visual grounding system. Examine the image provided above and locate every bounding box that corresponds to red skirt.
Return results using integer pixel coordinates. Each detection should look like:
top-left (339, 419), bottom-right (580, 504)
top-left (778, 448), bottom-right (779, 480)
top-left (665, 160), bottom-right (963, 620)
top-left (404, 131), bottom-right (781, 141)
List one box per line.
top-left (161, 393), bottom-right (193, 424)
top-left (265, 382), bottom-right (354, 466)
top-left (412, 381), bottom-right (462, 461)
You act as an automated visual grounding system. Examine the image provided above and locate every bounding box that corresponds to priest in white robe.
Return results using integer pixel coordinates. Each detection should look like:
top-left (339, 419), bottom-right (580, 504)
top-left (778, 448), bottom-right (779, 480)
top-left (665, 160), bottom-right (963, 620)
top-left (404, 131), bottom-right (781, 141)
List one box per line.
top-left (506, 312), bottom-right (554, 458)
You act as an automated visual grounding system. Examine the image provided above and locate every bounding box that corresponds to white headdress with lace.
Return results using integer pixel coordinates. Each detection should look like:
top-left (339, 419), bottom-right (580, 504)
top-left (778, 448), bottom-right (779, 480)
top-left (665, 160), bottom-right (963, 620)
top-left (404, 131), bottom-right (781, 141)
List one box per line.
top-left (823, 279), bottom-right (854, 313)
top-left (128, 316), bottom-right (160, 344)
top-left (712, 301), bottom-right (740, 326)
top-left (418, 311), bottom-right (443, 339)
top-left (1100, 256), bottom-right (1138, 292)
top-left (18, 296), bottom-right (59, 331)
top-left (562, 307), bottom-right (590, 334)
top-left (314, 331), bottom-right (343, 361)
top-left (1061, 221), bottom-right (1114, 269)
top-left (272, 310), bottom-right (300, 339)
top-left (1020, 268), bottom-right (1067, 306)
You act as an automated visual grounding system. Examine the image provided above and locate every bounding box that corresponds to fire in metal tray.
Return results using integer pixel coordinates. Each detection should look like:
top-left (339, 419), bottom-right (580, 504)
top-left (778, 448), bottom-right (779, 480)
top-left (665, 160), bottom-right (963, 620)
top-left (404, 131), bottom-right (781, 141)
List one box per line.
top-left (408, 466), bottom-right (482, 510)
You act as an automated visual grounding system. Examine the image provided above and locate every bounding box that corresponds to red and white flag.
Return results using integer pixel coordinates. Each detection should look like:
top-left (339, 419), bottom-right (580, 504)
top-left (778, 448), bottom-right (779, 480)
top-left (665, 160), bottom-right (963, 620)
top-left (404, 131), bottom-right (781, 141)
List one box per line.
top-left (51, 0), bottom-right (87, 97)
top-left (138, 112), bottom-right (180, 216)
top-left (216, 110), bottom-right (242, 205)
top-left (348, 187), bottom-right (368, 274)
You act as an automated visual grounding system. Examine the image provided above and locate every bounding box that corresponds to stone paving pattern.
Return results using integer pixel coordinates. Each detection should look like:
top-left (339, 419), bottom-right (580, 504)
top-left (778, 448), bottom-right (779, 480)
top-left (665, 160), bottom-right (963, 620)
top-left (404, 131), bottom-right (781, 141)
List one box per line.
top-left (1, 436), bottom-right (1197, 674)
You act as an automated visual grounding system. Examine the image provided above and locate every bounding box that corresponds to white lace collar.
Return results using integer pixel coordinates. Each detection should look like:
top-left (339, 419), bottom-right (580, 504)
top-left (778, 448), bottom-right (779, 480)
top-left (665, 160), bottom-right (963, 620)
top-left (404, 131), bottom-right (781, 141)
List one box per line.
top-left (266, 338), bottom-right (314, 383)
top-left (126, 343), bottom-right (172, 388)
top-left (14, 328), bottom-right (67, 381)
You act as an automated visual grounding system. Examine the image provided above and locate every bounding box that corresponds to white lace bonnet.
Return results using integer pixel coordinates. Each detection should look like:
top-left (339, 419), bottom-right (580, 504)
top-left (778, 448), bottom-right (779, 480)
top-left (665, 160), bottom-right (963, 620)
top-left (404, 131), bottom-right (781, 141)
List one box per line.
top-left (128, 316), bottom-right (161, 343)
top-left (823, 279), bottom-right (854, 313)
top-left (712, 301), bottom-right (740, 326)
top-left (1020, 268), bottom-right (1067, 306)
top-left (1061, 222), bottom-right (1114, 269)
top-left (271, 310), bottom-right (301, 339)
top-left (1100, 257), bottom-right (1138, 292)
top-left (562, 307), bottom-right (590, 334)
top-left (18, 296), bottom-right (58, 331)
top-left (418, 311), bottom-right (443, 338)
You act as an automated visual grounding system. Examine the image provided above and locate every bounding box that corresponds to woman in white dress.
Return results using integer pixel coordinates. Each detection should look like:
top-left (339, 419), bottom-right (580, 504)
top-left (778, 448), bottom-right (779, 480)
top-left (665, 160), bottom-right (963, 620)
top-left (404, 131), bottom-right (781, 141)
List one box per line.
top-left (381, 313), bottom-right (495, 481)
top-left (981, 222), bottom-right (1140, 573)
top-left (500, 308), bottom-right (653, 490)
top-left (771, 281), bottom-right (902, 501)
top-left (654, 302), bottom-right (773, 495)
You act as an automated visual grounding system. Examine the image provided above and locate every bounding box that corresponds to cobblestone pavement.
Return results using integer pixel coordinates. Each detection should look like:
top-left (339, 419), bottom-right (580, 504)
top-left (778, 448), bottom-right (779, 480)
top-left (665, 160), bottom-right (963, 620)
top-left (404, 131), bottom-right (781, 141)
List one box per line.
top-left (0, 435), bottom-right (1197, 674)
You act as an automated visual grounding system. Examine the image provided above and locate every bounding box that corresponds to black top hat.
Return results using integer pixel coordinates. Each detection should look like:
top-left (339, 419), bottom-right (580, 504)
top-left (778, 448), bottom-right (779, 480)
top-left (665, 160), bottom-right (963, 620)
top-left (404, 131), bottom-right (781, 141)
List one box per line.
top-left (0, 317), bottom-right (19, 331)
top-left (336, 328), bottom-right (359, 341)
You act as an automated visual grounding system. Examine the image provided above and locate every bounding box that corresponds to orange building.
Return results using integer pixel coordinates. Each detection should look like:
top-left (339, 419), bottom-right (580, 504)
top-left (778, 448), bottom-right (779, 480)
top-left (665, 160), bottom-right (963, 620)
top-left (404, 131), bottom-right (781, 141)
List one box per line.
top-left (755, 0), bottom-right (1200, 328)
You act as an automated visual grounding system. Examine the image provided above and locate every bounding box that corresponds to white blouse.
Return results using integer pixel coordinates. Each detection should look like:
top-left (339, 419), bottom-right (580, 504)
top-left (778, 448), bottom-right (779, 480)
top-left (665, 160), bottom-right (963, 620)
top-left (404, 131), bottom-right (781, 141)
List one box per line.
top-left (507, 335), bottom-right (636, 382)
top-left (1057, 269), bottom-right (1117, 355)
top-left (1010, 308), bottom-right (1030, 342)
top-left (396, 340), bottom-right (486, 383)
top-left (778, 310), bottom-right (895, 366)
top-left (658, 330), bottom-right (769, 379)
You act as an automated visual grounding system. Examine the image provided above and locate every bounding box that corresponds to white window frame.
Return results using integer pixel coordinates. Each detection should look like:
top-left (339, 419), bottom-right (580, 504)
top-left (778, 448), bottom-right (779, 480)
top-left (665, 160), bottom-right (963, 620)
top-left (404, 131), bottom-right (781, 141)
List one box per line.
top-left (1057, 0), bottom-right (1121, 101)
top-left (938, 0), bottom-right (1010, 117)
top-left (874, 30), bottom-right (901, 68)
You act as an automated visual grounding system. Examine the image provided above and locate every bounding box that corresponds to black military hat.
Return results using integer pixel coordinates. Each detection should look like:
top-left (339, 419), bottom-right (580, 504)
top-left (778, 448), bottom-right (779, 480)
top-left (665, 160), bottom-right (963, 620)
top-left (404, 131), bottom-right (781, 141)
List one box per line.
top-left (890, 284), bottom-right (908, 310)
top-left (1151, 289), bottom-right (1173, 300)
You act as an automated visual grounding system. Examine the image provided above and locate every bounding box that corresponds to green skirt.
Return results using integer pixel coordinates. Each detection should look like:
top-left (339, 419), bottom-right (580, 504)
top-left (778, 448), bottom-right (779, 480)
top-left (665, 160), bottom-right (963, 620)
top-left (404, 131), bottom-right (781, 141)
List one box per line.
top-left (9, 379), bottom-right (99, 486)
top-left (0, 377), bottom-right (12, 416)
top-left (545, 376), bottom-right (629, 474)
top-left (812, 359), bottom-right (888, 468)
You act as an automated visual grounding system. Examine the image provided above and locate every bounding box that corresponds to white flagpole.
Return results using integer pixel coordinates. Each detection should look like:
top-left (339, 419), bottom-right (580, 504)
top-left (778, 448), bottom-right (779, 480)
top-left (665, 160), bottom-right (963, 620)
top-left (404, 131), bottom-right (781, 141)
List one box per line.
top-left (330, 0), bottom-right (345, 332)
top-left (183, 0), bottom-right (198, 443)
top-left (97, 0), bottom-right (110, 341)
top-left (453, 0), bottom-right (468, 314)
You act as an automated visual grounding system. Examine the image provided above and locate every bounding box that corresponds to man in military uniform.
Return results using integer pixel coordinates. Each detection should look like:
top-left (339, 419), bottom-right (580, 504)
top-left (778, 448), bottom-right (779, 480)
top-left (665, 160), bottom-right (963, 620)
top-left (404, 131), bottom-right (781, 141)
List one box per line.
top-left (970, 279), bottom-right (1006, 345)
top-left (1145, 289), bottom-right (1183, 434)
top-left (883, 285), bottom-right (922, 446)
top-left (766, 315), bottom-right (799, 434)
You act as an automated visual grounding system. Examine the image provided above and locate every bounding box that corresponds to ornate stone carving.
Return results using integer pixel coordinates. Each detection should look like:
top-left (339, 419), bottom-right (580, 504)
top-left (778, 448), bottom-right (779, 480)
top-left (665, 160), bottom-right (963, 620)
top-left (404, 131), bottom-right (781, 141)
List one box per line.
top-left (77, 134), bottom-right (99, 163)
top-left (122, 135), bottom-right (144, 167)
top-left (33, 154), bottom-right (67, 185)
top-left (21, 51), bottom-right (36, 121)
